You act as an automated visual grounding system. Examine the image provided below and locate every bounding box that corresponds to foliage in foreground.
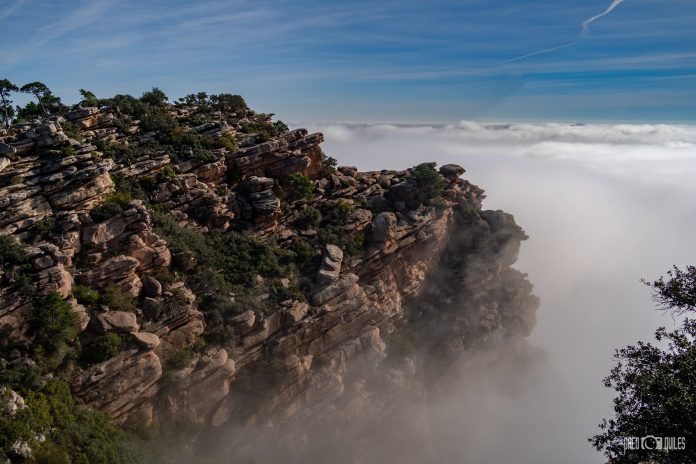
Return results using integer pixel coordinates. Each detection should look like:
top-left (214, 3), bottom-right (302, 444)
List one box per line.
top-left (590, 265), bottom-right (696, 463)
top-left (0, 379), bottom-right (141, 464)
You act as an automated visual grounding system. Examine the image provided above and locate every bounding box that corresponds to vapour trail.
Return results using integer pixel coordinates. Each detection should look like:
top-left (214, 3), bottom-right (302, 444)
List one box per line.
top-left (501, 42), bottom-right (576, 64)
top-left (502, 0), bottom-right (627, 64)
top-left (581, 0), bottom-right (626, 35)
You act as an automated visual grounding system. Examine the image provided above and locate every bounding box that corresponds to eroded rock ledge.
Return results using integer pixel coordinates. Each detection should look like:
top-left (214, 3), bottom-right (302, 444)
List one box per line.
top-left (0, 98), bottom-right (537, 460)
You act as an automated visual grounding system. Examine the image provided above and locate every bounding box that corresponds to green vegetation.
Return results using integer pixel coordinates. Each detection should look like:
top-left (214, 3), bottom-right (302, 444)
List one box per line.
top-left (0, 79), bottom-right (18, 128)
top-left (0, 236), bottom-right (35, 299)
top-left (28, 216), bottom-right (56, 244)
top-left (100, 284), bottom-right (136, 313)
top-left (283, 172), bottom-right (315, 202)
top-left (321, 155), bottom-right (338, 177)
top-left (0, 380), bottom-right (138, 464)
top-left (30, 292), bottom-right (79, 369)
top-left (80, 333), bottom-right (125, 366)
top-left (60, 121), bottom-right (82, 143)
top-left (155, 166), bottom-right (177, 183)
top-left (591, 265), bottom-right (696, 463)
top-left (164, 349), bottom-right (193, 371)
top-left (159, 126), bottom-right (215, 163)
top-left (96, 140), bottom-right (150, 166)
top-left (411, 162), bottom-right (444, 199)
top-left (151, 209), bottom-right (308, 348)
top-left (140, 88), bottom-right (168, 107)
top-left (239, 120), bottom-right (289, 143)
top-left (79, 88), bottom-right (99, 107)
top-left (89, 192), bottom-right (133, 222)
top-left (313, 200), bottom-right (364, 256)
top-left (72, 285), bottom-right (100, 306)
top-left (216, 134), bottom-right (238, 152)
top-left (295, 206), bottom-right (322, 229)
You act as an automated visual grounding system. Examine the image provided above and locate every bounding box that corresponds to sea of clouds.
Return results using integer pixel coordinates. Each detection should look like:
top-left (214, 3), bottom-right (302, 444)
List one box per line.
top-left (299, 121), bottom-right (696, 463)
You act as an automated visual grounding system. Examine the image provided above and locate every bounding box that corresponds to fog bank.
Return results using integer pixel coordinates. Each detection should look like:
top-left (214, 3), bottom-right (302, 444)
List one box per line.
top-left (301, 121), bottom-right (696, 463)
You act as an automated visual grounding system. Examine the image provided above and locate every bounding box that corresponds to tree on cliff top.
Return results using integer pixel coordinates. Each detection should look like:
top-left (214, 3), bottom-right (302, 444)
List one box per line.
top-left (19, 82), bottom-right (51, 117)
top-left (590, 265), bottom-right (696, 463)
top-left (0, 79), bottom-right (18, 128)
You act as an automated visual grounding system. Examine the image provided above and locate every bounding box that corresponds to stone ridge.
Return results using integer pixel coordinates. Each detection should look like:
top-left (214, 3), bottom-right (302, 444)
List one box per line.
top-left (0, 99), bottom-right (538, 457)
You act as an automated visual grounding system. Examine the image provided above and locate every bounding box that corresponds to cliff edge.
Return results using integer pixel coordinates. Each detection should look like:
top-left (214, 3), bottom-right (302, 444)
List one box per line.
top-left (0, 93), bottom-right (538, 462)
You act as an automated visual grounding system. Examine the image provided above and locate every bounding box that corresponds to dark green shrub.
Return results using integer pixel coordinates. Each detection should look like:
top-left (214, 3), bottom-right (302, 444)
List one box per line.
top-left (111, 174), bottom-right (156, 200)
top-left (30, 292), bottom-right (79, 354)
top-left (89, 192), bottom-right (132, 222)
top-left (79, 88), bottom-right (99, 107)
top-left (81, 333), bottom-right (124, 366)
top-left (29, 216), bottom-right (56, 243)
top-left (239, 120), bottom-right (287, 143)
top-left (165, 349), bottom-right (193, 370)
top-left (155, 166), bottom-right (177, 183)
top-left (6, 380), bottom-right (140, 464)
top-left (209, 93), bottom-right (248, 115)
top-left (72, 285), bottom-right (100, 306)
top-left (0, 236), bottom-right (35, 298)
top-left (283, 172), bottom-right (314, 202)
top-left (159, 127), bottom-right (214, 163)
top-left (289, 237), bottom-right (315, 269)
top-left (295, 206), bottom-right (322, 229)
top-left (321, 156), bottom-right (337, 177)
top-left (60, 121), bottom-right (82, 143)
top-left (216, 134), bottom-right (237, 152)
top-left (60, 146), bottom-right (77, 157)
top-left (96, 140), bottom-right (151, 166)
top-left (100, 284), bottom-right (136, 312)
top-left (140, 108), bottom-right (176, 133)
top-left (269, 283), bottom-right (305, 305)
top-left (411, 162), bottom-right (444, 199)
top-left (273, 120), bottom-right (289, 134)
top-left (140, 88), bottom-right (168, 107)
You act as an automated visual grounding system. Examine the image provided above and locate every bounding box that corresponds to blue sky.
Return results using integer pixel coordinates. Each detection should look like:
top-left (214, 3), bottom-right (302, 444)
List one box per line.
top-left (1, 0), bottom-right (696, 123)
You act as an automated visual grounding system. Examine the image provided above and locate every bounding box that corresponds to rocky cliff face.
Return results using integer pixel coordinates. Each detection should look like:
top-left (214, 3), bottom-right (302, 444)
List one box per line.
top-left (0, 96), bottom-right (537, 462)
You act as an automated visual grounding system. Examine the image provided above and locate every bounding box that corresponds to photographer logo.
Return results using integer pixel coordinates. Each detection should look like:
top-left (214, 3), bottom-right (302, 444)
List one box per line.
top-left (622, 435), bottom-right (686, 455)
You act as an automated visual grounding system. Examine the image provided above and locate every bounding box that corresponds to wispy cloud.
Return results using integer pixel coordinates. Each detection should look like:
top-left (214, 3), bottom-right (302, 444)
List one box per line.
top-left (0, 0), bottom-right (27, 23)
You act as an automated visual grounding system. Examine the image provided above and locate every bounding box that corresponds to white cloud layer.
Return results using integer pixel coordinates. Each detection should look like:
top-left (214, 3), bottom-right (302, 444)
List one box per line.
top-left (301, 121), bottom-right (696, 463)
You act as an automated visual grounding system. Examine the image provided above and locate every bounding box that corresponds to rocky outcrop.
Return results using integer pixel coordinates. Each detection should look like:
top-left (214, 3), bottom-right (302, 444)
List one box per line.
top-left (79, 200), bottom-right (171, 273)
top-left (0, 98), bottom-right (538, 462)
top-left (227, 129), bottom-right (324, 180)
top-left (0, 129), bottom-right (114, 236)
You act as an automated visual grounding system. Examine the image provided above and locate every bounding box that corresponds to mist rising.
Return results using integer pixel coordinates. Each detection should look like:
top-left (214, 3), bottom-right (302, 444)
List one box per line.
top-left (301, 120), bottom-right (696, 463)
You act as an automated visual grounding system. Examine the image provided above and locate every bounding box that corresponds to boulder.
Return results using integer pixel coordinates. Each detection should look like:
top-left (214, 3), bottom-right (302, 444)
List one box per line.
top-left (243, 176), bottom-right (274, 193)
top-left (312, 273), bottom-right (359, 306)
top-left (142, 276), bottom-right (163, 298)
top-left (316, 244), bottom-right (344, 285)
top-left (0, 143), bottom-right (16, 157)
top-left (94, 311), bottom-right (139, 334)
top-left (132, 332), bottom-right (160, 350)
top-left (439, 164), bottom-right (465, 180)
top-left (371, 212), bottom-right (397, 243)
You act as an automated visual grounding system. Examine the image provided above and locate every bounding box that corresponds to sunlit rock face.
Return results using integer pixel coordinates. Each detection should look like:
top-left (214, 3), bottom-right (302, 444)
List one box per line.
top-left (0, 102), bottom-right (537, 462)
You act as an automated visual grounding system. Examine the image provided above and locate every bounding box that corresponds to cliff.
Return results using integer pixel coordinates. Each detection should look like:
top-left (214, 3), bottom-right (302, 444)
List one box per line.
top-left (0, 94), bottom-right (538, 462)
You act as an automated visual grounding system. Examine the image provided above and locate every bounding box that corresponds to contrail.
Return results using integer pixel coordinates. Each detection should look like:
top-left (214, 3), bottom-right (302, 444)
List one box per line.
top-left (581, 0), bottom-right (626, 35)
top-left (501, 42), bottom-right (576, 64)
top-left (502, 0), bottom-right (627, 64)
